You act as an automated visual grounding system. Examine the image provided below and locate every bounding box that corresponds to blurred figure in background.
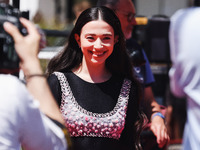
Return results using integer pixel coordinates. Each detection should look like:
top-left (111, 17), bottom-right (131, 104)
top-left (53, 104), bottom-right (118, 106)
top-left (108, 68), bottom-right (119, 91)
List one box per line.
top-left (72, 0), bottom-right (92, 25)
top-left (169, 3), bottom-right (200, 150)
top-left (97, 0), bottom-right (170, 149)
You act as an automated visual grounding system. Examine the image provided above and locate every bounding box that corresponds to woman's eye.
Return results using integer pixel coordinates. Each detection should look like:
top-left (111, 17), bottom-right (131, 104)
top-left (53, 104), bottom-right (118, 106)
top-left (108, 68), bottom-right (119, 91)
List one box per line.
top-left (103, 37), bottom-right (111, 40)
top-left (86, 36), bottom-right (94, 40)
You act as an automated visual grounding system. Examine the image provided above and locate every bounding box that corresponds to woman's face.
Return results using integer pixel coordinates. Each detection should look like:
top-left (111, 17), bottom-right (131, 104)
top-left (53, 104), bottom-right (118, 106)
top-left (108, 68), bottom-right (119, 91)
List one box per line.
top-left (75, 20), bottom-right (118, 66)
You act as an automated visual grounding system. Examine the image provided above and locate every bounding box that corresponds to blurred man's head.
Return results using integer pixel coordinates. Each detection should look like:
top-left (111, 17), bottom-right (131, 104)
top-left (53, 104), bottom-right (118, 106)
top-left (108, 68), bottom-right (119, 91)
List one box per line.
top-left (97, 0), bottom-right (137, 39)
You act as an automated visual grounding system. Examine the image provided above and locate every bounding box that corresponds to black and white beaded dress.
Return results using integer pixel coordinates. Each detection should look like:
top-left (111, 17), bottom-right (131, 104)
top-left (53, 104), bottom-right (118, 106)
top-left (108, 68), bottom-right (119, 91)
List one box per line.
top-left (48, 71), bottom-right (139, 150)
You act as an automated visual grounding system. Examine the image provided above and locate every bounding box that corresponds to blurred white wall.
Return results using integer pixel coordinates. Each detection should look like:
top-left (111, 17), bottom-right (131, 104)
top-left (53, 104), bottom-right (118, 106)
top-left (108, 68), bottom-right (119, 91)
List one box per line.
top-left (19, 0), bottom-right (39, 20)
top-left (38, 0), bottom-right (67, 24)
top-left (38, 0), bottom-right (55, 23)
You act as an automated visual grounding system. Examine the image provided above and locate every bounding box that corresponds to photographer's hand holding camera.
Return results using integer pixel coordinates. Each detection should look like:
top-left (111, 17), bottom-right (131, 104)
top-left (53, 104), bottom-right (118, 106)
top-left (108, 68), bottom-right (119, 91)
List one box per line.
top-left (4, 18), bottom-right (64, 121)
top-left (0, 18), bottom-right (68, 149)
top-left (4, 18), bottom-right (41, 77)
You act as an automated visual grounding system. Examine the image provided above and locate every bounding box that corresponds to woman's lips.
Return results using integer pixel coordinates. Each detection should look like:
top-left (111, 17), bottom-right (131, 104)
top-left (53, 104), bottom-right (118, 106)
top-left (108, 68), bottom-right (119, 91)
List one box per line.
top-left (89, 51), bottom-right (107, 57)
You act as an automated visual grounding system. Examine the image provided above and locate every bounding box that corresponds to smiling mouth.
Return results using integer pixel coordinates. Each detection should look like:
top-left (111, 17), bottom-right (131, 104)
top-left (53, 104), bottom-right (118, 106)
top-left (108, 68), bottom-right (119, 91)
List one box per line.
top-left (89, 51), bottom-right (107, 57)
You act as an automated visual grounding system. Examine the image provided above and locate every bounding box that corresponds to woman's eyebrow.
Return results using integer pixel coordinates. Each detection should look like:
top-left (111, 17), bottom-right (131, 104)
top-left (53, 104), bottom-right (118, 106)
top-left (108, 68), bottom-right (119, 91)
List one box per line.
top-left (85, 33), bottom-right (112, 36)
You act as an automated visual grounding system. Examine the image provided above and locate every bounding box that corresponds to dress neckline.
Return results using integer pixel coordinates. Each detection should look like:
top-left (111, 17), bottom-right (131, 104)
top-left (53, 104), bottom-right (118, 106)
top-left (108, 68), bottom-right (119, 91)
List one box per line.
top-left (69, 71), bottom-right (113, 85)
top-left (54, 71), bottom-right (131, 117)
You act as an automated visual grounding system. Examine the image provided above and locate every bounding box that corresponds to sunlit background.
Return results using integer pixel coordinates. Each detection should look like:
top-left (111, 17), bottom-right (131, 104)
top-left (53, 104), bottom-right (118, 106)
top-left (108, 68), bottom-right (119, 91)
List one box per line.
top-left (10, 0), bottom-right (192, 100)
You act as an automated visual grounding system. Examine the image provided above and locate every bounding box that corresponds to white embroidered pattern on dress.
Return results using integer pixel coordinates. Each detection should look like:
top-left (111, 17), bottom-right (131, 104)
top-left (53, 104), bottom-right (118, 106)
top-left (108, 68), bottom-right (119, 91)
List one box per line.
top-left (54, 72), bottom-right (132, 140)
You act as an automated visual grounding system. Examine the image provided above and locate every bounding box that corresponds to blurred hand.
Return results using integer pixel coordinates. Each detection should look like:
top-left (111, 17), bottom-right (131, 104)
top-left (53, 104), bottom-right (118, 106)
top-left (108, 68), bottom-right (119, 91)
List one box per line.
top-left (3, 18), bottom-right (40, 63)
top-left (150, 116), bottom-right (170, 148)
top-left (3, 18), bottom-right (42, 75)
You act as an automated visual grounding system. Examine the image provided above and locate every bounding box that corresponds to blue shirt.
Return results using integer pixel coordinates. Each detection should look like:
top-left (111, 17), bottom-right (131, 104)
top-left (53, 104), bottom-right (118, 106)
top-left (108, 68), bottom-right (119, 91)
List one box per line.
top-left (126, 38), bottom-right (155, 87)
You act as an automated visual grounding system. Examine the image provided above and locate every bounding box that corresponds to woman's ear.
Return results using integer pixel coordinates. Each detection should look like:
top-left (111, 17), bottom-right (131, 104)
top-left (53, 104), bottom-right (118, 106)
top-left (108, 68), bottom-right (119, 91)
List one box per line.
top-left (74, 33), bottom-right (81, 47)
top-left (114, 35), bottom-right (119, 44)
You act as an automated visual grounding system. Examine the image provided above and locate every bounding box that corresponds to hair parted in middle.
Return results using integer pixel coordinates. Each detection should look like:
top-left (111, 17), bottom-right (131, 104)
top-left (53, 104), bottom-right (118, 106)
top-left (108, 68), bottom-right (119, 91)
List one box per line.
top-left (47, 6), bottom-right (133, 80)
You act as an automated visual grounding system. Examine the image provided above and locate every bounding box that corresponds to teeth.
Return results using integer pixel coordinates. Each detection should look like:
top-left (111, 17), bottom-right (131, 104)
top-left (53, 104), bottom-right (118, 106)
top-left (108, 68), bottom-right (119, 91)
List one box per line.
top-left (91, 51), bottom-right (105, 56)
top-left (93, 53), bottom-right (103, 57)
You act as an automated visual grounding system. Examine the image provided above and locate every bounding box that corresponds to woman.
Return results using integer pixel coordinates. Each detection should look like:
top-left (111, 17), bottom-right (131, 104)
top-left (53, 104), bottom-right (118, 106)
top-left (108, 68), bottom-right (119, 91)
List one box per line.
top-left (47, 6), bottom-right (145, 150)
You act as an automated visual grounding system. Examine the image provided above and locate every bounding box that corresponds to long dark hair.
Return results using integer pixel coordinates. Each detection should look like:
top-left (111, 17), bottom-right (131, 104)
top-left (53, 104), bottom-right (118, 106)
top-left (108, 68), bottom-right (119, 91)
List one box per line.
top-left (47, 6), bottom-right (145, 149)
top-left (47, 6), bottom-right (133, 79)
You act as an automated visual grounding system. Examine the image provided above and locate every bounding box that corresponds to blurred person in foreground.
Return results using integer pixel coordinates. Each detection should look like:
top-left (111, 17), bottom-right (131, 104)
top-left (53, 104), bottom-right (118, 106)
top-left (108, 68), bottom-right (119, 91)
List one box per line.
top-left (169, 4), bottom-right (200, 150)
top-left (0, 18), bottom-right (69, 150)
top-left (97, 0), bottom-right (169, 148)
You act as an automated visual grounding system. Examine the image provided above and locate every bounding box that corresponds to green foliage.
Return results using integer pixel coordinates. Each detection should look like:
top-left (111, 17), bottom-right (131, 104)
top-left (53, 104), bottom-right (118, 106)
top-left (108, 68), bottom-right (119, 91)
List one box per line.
top-left (40, 59), bottom-right (50, 73)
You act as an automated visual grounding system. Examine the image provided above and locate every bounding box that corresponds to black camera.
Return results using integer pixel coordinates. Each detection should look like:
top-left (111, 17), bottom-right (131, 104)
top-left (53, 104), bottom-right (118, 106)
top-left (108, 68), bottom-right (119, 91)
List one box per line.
top-left (0, 3), bottom-right (27, 74)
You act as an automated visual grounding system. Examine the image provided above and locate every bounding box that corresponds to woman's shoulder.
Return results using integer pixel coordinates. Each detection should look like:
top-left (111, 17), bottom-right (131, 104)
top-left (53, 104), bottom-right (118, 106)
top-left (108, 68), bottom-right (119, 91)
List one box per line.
top-left (48, 71), bottom-right (72, 78)
top-left (47, 71), bottom-right (77, 87)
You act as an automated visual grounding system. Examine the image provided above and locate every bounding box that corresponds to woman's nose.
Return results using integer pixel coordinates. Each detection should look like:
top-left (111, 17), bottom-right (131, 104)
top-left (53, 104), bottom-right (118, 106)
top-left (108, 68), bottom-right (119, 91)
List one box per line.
top-left (94, 38), bottom-right (103, 49)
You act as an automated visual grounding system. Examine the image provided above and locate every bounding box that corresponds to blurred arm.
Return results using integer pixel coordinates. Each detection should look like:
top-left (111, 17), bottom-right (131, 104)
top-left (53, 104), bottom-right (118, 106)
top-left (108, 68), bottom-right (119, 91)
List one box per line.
top-left (3, 18), bottom-right (64, 125)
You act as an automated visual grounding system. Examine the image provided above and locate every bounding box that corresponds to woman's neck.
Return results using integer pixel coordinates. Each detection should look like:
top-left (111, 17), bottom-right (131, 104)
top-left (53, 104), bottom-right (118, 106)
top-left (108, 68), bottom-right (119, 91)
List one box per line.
top-left (72, 59), bottom-right (111, 83)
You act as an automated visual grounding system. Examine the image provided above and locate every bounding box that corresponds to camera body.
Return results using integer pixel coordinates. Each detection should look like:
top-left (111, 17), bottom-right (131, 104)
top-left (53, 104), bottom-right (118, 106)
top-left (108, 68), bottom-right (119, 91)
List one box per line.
top-left (0, 3), bottom-right (27, 73)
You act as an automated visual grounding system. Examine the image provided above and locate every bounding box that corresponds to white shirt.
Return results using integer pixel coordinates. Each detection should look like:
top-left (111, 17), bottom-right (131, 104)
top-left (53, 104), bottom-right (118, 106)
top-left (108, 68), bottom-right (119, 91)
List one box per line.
top-left (0, 74), bottom-right (67, 150)
top-left (169, 7), bottom-right (200, 150)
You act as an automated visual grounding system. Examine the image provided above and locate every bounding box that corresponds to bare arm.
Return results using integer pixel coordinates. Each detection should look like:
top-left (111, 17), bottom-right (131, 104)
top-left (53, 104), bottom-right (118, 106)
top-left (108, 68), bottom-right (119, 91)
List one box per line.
top-left (144, 86), bottom-right (170, 148)
top-left (143, 86), bottom-right (161, 117)
top-left (3, 18), bottom-right (64, 125)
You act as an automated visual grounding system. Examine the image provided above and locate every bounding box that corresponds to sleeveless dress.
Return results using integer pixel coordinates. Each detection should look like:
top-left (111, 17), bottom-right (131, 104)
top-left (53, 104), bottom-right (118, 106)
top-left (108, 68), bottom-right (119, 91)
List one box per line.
top-left (48, 71), bottom-right (139, 150)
